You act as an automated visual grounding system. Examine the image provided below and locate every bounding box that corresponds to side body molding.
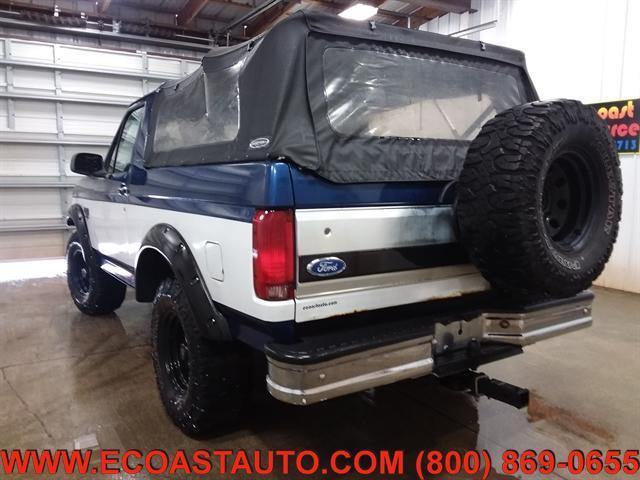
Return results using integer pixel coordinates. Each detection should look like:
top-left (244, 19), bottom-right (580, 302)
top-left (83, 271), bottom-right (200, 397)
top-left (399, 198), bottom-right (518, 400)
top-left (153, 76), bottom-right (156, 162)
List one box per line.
top-left (136, 224), bottom-right (231, 342)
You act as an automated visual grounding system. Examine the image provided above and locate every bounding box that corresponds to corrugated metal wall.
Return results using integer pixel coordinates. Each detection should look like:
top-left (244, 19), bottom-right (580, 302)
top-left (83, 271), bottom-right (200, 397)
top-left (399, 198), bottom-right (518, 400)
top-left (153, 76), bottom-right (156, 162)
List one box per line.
top-left (422, 0), bottom-right (640, 294)
top-left (0, 33), bottom-right (201, 260)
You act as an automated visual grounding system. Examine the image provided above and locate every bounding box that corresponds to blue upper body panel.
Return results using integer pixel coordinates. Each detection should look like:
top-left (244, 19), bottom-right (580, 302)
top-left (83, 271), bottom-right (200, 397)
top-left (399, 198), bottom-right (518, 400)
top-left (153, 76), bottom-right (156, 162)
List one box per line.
top-left (75, 90), bottom-right (452, 222)
top-left (127, 161), bottom-right (294, 222)
top-left (288, 164), bottom-right (450, 208)
top-left (75, 160), bottom-right (452, 222)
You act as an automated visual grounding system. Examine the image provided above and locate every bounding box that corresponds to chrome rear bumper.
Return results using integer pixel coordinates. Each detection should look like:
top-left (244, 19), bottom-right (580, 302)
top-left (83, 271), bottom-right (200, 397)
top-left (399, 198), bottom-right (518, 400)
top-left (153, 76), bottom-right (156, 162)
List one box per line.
top-left (266, 292), bottom-right (593, 405)
top-left (267, 336), bottom-right (434, 405)
top-left (481, 294), bottom-right (592, 345)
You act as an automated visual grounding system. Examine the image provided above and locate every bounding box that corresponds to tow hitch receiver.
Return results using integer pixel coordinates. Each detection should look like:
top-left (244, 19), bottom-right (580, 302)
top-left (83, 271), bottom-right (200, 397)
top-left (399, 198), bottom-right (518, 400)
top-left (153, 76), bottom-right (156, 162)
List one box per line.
top-left (440, 370), bottom-right (530, 409)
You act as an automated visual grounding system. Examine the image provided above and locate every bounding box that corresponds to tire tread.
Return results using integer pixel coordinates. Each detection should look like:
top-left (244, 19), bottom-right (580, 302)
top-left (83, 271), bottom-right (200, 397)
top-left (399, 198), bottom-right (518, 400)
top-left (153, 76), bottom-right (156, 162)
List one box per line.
top-left (456, 100), bottom-right (622, 298)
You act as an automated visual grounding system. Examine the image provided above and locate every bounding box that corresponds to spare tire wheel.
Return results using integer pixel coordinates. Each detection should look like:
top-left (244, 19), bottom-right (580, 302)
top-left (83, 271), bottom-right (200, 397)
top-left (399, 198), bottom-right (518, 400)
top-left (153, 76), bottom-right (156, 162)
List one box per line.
top-left (456, 100), bottom-right (622, 299)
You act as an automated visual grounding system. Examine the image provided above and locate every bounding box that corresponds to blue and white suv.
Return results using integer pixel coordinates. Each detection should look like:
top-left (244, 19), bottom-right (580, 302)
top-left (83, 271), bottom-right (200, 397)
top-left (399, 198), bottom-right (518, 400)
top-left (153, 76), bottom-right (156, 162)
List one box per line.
top-left (66, 11), bottom-right (621, 436)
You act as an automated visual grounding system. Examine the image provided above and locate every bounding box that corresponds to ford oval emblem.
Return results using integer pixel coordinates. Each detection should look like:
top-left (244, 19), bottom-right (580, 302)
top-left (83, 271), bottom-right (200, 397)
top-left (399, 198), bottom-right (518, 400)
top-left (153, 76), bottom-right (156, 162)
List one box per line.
top-left (306, 257), bottom-right (347, 277)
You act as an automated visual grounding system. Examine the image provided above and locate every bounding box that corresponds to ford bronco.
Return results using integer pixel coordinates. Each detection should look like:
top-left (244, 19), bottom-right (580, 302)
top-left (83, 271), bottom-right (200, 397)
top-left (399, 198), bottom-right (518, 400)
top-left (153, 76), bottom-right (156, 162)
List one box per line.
top-left (66, 11), bottom-right (622, 436)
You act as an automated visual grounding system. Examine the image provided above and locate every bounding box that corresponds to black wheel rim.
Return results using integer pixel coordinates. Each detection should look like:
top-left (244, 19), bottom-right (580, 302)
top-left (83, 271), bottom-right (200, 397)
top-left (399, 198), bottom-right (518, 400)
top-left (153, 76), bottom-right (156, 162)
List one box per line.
top-left (69, 247), bottom-right (91, 295)
top-left (162, 313), bottom-right (190, 394)
top-left (542, 151), bottom-right (598, 251)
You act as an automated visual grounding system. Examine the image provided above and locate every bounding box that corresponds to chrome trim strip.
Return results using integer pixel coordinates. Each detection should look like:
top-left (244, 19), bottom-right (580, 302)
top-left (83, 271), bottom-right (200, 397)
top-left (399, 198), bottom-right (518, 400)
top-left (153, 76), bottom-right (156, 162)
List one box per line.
top-left (295, 205), bottom-right (457, 256)
top-left (100, 258), bottom-right (135, 286)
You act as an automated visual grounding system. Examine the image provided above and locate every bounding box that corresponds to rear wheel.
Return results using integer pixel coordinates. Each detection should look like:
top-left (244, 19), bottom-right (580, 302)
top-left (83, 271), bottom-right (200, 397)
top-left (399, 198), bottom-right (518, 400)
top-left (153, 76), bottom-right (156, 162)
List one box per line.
top-left (151, 278), bottom-right (252, 437)
top-left (66, 231), bottom-right (126, 315)
top-left (456, 100), bottom-right (622, 299)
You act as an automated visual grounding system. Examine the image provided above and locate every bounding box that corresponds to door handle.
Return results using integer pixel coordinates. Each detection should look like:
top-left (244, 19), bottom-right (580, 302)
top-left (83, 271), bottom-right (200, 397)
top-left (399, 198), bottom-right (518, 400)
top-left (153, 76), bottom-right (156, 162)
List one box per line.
top-left (118, 183), bottom-right (129, 196)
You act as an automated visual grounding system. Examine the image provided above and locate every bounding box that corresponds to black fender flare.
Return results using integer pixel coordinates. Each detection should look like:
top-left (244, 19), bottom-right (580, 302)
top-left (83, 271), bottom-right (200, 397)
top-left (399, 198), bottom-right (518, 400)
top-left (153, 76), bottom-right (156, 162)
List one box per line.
top-left (67, 204), bottom-right (98, 264)
top-left (136, 224), bottom-right (231, 342)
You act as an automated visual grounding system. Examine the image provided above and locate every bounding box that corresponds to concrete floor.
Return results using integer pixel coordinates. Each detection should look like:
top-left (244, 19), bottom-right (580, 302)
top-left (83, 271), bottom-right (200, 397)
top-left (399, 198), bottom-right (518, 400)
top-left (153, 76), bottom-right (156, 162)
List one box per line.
top-left (0, 276), bottom-right (638, 479)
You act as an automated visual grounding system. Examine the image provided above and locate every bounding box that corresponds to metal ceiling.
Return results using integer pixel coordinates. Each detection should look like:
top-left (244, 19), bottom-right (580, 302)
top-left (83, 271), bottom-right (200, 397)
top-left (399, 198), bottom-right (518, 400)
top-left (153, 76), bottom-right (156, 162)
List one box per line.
top-left (0, 0), bottom-right (473, 48)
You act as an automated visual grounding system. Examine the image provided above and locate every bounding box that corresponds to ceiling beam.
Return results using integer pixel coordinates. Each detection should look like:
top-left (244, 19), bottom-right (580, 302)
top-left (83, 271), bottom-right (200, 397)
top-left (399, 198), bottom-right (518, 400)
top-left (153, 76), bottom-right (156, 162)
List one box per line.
top-left (98, 0), bottom-right (112, 14)
top-left (377, 7), bottom-right (436, 22)
top-left (0, 0), bottom-right (219, 43)
top-left (241, 0), bottom-right (446, 38)
top-left (399, 0), bottom-right (471, 14)
top-left (177, 0), bottom-right (210, 25)
top-left (209, 0), bottom-right (254, 9)
top-left (402, 6), bottom-right (445, 28)
top-left (112, 0), bottom-right (253, 15)
top-left (244, 0), bottom-right (399, 37)
top-left (244, 0), bottom-right (300, 37)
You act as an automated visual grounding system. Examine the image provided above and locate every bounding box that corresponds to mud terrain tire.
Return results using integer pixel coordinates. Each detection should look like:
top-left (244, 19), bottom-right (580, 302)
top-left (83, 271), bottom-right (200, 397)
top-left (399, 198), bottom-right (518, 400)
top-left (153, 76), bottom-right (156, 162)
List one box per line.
top-left (66, 231), bottom-right (126, 315)
top-left (456, 100), bottom-right (622, 299)
top-left (151, 278), bottom-right (252, 437)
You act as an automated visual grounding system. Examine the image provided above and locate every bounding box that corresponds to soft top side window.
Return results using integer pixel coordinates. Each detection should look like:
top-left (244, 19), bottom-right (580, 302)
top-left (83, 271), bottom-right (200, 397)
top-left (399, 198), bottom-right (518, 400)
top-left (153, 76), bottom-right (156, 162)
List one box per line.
top-left (152, 62), bottom-right (241, 153)
top-left (110, 105), bottom-right (146, 175)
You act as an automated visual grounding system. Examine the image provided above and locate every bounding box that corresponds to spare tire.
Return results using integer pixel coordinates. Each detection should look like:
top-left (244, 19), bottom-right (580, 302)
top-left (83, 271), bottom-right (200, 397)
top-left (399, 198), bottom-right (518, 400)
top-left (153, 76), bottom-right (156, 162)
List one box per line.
top-left (456, 99), bottom-right (622, 299)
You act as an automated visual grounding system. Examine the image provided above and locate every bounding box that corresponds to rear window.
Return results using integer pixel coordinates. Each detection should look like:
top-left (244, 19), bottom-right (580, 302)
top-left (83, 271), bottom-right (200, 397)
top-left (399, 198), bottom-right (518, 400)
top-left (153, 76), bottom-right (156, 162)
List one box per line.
top-left (323, 47), bottom-right (526, 141)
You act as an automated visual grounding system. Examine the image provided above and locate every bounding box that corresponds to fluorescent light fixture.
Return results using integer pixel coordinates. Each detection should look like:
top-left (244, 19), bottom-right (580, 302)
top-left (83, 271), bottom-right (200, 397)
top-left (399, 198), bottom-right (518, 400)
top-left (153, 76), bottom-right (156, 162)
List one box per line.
top-left (339, 3), bottom-right (378, 21)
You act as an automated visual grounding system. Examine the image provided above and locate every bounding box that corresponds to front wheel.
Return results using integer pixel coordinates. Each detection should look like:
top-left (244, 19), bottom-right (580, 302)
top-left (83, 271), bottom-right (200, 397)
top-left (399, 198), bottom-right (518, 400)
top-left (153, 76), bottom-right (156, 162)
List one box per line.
top-left (151, 278), bottom-right (252, 437)
top-left (66, 231), bottom-right (126, 315)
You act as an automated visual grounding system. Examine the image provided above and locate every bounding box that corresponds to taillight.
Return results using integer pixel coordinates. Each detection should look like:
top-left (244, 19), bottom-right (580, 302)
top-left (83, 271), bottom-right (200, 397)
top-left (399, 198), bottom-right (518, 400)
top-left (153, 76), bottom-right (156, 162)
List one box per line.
top-left (252, 209), bottom-right (295, 301)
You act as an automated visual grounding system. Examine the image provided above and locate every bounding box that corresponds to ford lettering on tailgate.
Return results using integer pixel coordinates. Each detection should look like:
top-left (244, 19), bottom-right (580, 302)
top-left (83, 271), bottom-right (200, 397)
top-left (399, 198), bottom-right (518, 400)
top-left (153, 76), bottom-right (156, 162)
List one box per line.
top-left (306, 257), bottom-right (347, 277)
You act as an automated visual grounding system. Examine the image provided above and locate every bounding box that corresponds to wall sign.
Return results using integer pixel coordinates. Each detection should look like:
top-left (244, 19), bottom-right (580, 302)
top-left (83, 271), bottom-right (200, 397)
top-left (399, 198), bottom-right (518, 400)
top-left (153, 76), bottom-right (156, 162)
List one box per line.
top-left (591, 99), bottom-right (640, 154)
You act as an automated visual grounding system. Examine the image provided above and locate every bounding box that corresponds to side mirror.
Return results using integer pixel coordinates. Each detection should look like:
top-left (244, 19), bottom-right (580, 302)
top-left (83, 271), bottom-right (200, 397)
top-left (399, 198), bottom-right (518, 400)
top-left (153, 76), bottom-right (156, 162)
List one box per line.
top-left (71, 153), bottom-right (105, 177)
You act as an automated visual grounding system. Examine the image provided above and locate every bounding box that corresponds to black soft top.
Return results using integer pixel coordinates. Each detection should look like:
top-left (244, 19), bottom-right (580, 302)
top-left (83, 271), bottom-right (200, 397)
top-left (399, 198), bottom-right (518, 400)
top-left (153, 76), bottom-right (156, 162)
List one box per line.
top-left (147, 10), bottom-right (537, 183)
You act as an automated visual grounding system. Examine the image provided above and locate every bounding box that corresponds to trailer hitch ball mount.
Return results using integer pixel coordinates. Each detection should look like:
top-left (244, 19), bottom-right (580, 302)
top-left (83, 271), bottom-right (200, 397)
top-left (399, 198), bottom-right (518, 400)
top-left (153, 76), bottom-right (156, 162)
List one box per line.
top-left (440, 370), bottom-right (530, 410)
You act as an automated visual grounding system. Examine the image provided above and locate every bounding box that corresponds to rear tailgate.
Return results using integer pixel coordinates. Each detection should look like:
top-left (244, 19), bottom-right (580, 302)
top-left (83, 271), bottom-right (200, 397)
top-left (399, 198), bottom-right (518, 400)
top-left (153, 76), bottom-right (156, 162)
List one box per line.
top-left (293, 178), bottom-right (490, 322)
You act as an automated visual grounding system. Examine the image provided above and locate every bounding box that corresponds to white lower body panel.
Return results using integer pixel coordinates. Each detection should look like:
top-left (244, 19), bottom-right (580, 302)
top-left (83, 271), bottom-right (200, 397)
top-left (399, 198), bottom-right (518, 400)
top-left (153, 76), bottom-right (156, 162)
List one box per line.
top-left (296, 267), bottom-right (489, 322)
top-left (77, 199), bottom-right (295, 323)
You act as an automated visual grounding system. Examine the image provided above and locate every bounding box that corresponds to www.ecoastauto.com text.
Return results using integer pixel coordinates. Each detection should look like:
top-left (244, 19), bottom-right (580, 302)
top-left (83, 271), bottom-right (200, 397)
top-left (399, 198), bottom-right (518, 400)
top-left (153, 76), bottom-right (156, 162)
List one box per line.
top-left (1, 448), bottom-right (638, 477)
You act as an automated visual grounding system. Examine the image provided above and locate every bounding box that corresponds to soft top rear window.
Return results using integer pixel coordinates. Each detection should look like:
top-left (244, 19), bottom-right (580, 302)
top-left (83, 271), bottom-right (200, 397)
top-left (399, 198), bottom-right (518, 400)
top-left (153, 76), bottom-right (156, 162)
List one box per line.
top-left (323, 47), bottom-right (526, 141)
